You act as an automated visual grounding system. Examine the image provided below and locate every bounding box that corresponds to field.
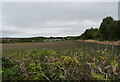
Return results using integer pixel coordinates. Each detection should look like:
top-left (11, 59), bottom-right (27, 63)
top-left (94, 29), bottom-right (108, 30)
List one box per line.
top-left (2, 40), bottom-right (120, 57)
top-left (2, 40), bottom-right (81, 57)
top-left (2, 40), bottom-right (120, 80)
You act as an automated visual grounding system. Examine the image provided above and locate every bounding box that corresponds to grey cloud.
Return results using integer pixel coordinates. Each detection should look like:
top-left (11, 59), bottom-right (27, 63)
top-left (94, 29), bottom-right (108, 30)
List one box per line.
top-left (2, 2), bottom-right (118, 37)
top-left (2, 30), bottom-right (24, 36)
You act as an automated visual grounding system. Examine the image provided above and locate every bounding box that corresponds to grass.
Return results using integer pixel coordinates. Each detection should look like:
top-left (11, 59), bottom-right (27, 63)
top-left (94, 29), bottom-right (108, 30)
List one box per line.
top-left (2, 48), bottom-right (120, 80)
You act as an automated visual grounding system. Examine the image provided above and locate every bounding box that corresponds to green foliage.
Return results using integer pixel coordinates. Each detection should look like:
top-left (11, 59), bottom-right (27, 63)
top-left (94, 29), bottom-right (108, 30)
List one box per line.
top-left (91, 73), bottom-right (105, 80)
top-left (80, 27), bottom-right (100, 40)
top-left (79, 16), bottom-right (120, 41)
top-left (99, 16), bottom-right (120, 41)
top-left (111, 61), bottom-right (118, 66)
top-left (2, 49), bottom-right (120, 80)
top-left (2, 58), bottom-right (23, 80)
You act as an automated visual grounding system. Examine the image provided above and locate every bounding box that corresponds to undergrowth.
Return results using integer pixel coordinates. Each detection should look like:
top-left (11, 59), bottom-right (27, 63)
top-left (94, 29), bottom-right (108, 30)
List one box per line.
top-left (2, 49), bottom-right (120, 80)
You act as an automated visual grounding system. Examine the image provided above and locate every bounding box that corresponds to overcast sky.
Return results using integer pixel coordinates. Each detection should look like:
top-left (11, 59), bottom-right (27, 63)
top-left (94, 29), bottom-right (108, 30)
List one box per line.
top-left (2, 2), bottom-right (118, 37)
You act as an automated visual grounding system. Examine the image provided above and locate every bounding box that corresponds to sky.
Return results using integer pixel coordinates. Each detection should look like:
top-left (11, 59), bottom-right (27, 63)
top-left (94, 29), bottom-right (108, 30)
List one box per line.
top-left (1, 2), bottom-right (118, 38)
top-left (1, 0), bottom-right (119, 2)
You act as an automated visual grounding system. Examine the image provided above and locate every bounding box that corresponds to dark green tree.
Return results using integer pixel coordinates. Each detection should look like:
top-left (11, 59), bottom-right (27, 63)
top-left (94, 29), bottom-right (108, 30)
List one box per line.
top-left (99, 16), bottom-right (114, 40)
top-left (79, 27), bottom-right (99, 40)
top-left (79, 16), bottom-right (120, 41)
top-left (107, 20), bottom-right (119, 40)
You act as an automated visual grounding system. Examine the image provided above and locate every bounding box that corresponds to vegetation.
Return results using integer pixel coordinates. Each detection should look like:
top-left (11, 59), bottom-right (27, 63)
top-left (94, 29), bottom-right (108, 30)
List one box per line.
top-left (78, 16), bottom-right (120, 41)
top-left (1, 37), bottom-right (46, 43)
top-left (2, 37), bottom-right (66, 43)
top-left (79, 28), bottom-right (100, 40)
top-left (2, 49), bottom-right (120, 80)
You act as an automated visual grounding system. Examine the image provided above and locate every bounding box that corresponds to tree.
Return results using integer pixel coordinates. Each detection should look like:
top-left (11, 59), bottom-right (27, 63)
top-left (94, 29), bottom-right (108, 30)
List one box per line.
top-left (99, 16), bottom-right (114, 40)
top-left (79, 27), bottom-right (99, 40)
top-left (79, 16), bottom-right (120, 41)
top-left (107, 20), bottom-right (119, 40)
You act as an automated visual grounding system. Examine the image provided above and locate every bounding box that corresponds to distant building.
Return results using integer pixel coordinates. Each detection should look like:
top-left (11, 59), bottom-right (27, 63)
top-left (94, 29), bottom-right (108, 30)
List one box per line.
top-left (44, 39), bottom-right (63, 42)
top-left (32, 40), bottom-right (35, 42)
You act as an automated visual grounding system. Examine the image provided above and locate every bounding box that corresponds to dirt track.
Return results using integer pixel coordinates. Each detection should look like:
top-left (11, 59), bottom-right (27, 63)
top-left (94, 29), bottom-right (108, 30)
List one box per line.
top-left (77, 40), bottom-right (120, 46)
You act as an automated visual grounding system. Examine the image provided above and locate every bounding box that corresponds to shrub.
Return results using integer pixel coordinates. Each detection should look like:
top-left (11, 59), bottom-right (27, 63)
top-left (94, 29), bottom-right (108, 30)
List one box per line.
top-left (2, 49), bottom-right (120, 80)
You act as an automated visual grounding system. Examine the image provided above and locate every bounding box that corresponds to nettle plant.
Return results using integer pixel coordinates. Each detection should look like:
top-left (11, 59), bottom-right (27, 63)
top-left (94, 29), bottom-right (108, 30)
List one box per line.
top-left (2, 49), bottom-right (120, 80)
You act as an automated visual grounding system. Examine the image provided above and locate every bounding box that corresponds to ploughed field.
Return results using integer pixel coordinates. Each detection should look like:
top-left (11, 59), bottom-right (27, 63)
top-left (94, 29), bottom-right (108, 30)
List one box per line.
top-left (2, 40), bottom-right (120, 58)
top-left (2, 40), bottom-right (81, 57)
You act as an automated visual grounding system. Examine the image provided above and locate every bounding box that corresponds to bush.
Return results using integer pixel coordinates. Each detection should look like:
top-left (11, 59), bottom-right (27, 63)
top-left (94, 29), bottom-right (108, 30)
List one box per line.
top-left (2, 49), bottom-right (120, 80)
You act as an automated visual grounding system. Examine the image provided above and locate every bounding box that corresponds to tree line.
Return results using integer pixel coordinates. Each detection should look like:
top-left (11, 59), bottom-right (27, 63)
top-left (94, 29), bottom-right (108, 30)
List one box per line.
top-left (77, 16), bottom-right (120, 41)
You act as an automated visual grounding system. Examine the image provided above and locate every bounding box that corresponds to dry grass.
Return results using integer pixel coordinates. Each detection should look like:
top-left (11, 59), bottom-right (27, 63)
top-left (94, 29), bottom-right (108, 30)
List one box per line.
top-left (78, 40), bottom-right (120, 46)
